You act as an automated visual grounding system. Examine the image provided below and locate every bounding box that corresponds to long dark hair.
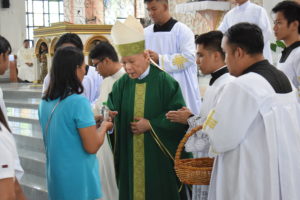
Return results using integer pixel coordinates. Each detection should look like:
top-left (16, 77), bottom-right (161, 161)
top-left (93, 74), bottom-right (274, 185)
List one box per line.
top-left (0, 108), bottom-right (11, 132)
top-left (0, 35), bottom-right (11, 55)
top-left (43, 46), bottom-right (84, 101)
top-left (39, 42), bottom-right (48, 54)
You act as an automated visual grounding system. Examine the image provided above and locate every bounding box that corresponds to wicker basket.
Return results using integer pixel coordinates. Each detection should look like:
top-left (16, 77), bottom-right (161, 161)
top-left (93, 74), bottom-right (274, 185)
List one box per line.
top-left (174, 125), bottom-right (214, 185)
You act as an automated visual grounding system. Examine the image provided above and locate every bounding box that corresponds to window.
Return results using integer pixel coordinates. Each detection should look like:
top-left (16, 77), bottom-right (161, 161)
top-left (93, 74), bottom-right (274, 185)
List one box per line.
top-left (25, 0), bottom-right (64, 45)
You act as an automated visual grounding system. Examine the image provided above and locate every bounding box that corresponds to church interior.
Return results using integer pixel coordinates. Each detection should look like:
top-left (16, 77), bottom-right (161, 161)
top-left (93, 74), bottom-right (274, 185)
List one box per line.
top-left (0, 0), bottom-right (299, 200)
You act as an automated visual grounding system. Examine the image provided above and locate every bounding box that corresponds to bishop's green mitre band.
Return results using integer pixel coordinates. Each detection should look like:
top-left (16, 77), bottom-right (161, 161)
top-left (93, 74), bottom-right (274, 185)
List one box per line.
top-left (115, 40), bottom-right (145, 57)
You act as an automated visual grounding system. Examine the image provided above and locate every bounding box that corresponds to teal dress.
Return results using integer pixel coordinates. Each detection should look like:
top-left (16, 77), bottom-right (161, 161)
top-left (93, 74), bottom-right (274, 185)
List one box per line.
top-left (38, 94), bottom-right (102, 200)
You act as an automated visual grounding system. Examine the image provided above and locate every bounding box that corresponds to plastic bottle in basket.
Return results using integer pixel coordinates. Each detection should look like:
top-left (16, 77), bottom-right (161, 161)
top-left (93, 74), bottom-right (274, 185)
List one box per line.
top-left (100, 102), bottom-right (110, 121)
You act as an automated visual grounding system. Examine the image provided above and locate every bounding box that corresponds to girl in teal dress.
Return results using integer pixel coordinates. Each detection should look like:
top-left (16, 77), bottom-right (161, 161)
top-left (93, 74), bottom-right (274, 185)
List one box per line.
top-left (39, 46), bottom-right (113, 200)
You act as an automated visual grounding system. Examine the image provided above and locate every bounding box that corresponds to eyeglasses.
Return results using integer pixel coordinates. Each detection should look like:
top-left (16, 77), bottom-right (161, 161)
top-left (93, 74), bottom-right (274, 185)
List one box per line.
top-left (93, 61), bottom-right (101, 67)
top-left (93, 58), bottom-right (105, 68)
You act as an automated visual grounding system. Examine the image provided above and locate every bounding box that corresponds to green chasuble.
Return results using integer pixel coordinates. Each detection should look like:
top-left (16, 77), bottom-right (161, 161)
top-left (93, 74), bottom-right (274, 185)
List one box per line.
top-left (108, 64), bottom-right (190, 200)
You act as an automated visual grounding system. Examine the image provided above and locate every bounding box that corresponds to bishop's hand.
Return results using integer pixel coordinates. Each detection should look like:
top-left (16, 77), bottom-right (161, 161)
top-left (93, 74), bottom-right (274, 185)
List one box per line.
top-left (130, 117), bottom-right (151, 135)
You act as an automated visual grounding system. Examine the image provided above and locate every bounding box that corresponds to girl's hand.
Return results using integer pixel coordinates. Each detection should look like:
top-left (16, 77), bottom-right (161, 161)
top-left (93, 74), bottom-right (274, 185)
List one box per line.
top-left (100, 121), bottom-right (113, 131)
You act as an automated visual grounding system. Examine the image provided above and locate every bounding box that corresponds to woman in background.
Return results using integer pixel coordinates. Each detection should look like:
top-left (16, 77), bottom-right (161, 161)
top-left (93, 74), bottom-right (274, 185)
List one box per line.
top-left (0, 35), bottom-right (26, 200)
top-left (38, 42), bottom-right (48, 83)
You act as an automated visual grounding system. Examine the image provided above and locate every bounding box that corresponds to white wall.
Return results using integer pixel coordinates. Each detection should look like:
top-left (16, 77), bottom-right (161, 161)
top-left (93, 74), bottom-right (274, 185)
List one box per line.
top-left (263, 0), bottom-right (282, 20)
top-left (0, 0), bottom-right (26, 54)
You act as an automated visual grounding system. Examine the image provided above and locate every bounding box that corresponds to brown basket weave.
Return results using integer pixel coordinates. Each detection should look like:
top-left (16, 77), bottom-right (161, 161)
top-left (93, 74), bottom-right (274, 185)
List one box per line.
top-left (174, 125), bottom-right (214, 185)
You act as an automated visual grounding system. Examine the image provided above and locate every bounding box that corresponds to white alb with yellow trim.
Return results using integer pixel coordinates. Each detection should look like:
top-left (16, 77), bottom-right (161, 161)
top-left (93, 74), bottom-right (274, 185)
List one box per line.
top-left (185, 71), bottom-right (234, 200)
top-left (145, 22), bottom-right (201, 115)
top-left (204, 72), bottom-right (300, 200)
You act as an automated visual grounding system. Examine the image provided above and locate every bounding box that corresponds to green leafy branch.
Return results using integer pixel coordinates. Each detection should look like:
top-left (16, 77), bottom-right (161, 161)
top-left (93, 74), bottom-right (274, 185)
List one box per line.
top-left (270, 40), bottom-right (286, 52)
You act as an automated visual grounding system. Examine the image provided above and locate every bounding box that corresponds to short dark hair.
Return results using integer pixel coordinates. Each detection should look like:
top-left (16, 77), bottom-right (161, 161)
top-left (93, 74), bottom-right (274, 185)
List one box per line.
top-left (272, 1), bottom-right (300, 34)
top-left (0, 35), bottom-right (11, 54)
top-left (144, 0), bottom-right (168, 3)
top-left (196, 31), bottom-right (225, 59)
top-left (23, 39), bottom-right (30, 43)
top-left (43, 46), bottom-right (84, 101)
top-left (89, 42), bottom-right (119, 62)
top-left (225, 23), bottom-right (264, 55)
top-left (54, 33), bottom-right (83, 51)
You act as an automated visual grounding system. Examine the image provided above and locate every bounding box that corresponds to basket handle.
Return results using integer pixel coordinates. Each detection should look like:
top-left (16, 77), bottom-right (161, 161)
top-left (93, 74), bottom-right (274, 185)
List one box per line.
top-left (175, 125), bottom-right (203, 163)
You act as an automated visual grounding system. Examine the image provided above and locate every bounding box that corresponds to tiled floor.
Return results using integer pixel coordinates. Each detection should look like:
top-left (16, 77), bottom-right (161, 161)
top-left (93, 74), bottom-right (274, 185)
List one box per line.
top-left (10, 121), bottom-right (42, 138)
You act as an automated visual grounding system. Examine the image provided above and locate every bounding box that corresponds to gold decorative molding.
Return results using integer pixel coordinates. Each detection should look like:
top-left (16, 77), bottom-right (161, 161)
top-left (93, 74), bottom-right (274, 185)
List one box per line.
top-left (33, 22), bottom-right (112, 38)
top-left (83, 34), bottom-right (109, 55)
top-left (49, 37), bottom-right (59, 56)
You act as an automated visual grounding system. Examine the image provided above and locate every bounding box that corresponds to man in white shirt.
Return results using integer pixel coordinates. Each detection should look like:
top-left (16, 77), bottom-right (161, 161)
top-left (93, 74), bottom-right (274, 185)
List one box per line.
top-left (166, 31), bottom-right (234, 200)
top-left (218, 0), bottom-right (273, 63)
top-left (17, 39), bottom-right (35, 82)
top-left (42, 33), bottom-right (103, 103)
top-left (0, 35), bottom-right (26, 200)
top-left (144, 0), bottom-right (201, 115)
top-left (91, 42), bottom-right (125, 113)
top-left (89, 41), bottom-right (125, 200)
top-left (205, 22), bottom-right (300, 200)
top-left (272, 1), bottom-right (300, 100)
